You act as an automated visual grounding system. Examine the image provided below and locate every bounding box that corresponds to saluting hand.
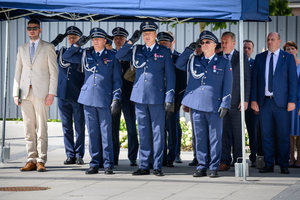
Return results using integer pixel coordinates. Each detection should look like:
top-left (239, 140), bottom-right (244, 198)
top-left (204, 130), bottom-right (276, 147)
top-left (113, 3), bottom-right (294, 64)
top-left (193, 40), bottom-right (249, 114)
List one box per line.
top-left (128, 30), bottom-right (141, 45)
top-left (76, 35), bottom-right (91, 46)
top-left (45, 94), bottom-right (55, 106)
top-left (51, 33), bottom-right (68, 47)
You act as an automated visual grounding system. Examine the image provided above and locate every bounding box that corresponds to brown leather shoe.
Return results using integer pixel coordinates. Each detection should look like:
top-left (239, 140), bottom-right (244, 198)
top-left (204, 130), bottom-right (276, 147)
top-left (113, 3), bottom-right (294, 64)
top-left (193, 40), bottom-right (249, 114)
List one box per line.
top-left (218, 163), bottom-right (230, 171)
top-left (20, 161), bottom-right (36, 171)
top-left (37, 162), bottom-right (46, 172)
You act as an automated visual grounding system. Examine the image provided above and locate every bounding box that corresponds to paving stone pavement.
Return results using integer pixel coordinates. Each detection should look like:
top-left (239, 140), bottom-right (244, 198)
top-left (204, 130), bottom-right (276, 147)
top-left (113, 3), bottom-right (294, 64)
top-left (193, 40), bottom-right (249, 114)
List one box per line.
top-left (0, 121), bottom-right (300, 200)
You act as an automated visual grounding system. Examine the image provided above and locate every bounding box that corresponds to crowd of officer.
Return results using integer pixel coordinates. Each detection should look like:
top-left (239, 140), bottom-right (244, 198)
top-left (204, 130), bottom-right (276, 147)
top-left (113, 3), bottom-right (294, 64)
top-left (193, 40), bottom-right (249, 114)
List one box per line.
top-left (21, 20), bottom-right (297, 177)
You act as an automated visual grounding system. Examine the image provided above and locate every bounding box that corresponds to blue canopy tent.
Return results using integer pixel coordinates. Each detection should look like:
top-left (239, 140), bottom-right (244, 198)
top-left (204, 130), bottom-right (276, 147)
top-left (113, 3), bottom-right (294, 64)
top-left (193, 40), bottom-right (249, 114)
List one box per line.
top-left (0, 0), bottom-right (269, 21)
top-left (0, 0), bottom-right (269, 181)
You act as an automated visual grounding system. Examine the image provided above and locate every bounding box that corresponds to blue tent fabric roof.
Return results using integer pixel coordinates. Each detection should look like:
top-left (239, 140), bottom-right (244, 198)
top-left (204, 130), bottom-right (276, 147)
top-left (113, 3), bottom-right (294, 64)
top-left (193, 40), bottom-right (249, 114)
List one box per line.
top-left (0, 0), bottom-right (269, 22)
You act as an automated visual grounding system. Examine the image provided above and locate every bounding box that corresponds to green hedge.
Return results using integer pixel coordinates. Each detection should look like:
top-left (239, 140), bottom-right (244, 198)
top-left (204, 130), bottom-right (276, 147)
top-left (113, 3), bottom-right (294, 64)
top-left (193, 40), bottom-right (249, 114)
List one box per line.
top-left (119, 115), bottom-right (249, 150)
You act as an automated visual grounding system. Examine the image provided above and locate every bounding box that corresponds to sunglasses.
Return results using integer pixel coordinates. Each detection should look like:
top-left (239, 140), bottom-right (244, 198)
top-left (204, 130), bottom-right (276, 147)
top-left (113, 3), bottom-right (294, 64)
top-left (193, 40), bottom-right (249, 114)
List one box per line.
top-left (27, 27), bottom-right (40, 31)
top-left (200, 41), bottom-right (213, 45)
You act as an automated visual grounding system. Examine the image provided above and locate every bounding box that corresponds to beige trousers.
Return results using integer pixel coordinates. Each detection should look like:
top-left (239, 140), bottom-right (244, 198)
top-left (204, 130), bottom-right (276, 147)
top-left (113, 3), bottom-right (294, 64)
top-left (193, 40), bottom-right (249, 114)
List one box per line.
top-left (21, 88), bottom-right (49, 163)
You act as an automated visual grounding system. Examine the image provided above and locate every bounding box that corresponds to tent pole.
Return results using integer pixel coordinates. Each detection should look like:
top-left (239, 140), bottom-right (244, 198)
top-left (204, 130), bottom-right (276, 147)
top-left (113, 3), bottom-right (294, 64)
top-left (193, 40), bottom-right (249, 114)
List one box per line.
top-left (1, 20), bottom-right (10, 163)
top-left (238, 20), bottom-right (247, 182)
top-left (265, 21), bottom-right (269, 51)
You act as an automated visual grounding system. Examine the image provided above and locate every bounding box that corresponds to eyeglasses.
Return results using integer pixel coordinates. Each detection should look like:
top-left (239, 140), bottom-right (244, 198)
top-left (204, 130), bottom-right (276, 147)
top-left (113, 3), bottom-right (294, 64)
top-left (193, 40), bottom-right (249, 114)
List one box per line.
top-left (27, 27), bottom-right (40, 31)
top-left (200, 41), bottom-right (213, 45)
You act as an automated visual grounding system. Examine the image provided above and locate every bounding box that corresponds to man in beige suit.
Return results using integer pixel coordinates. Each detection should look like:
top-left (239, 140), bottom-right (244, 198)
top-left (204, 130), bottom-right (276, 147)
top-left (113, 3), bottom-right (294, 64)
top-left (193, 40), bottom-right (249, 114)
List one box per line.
top-left (13, 19), bottom-right (58, 172)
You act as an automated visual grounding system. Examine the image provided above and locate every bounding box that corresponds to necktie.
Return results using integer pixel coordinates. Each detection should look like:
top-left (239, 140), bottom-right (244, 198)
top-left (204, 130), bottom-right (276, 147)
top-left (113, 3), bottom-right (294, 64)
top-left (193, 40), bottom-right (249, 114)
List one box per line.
top-left (30, 43), bottom-right (35, 63)
top-left (268, 52), bottom-right (274, 93)
top-left (205, 59), bottom-right (209, 65)
top-left (225, 54), bottom-right (230, 59)
top-left (147, 47), bottom-right (151, 52)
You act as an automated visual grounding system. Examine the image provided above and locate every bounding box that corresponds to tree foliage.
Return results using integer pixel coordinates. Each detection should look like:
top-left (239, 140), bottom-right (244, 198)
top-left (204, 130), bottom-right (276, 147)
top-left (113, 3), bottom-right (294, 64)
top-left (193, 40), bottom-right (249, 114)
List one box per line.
top-left (163, 0), bottom-right (293, 31)
top-left (269, 0), bottom-right (292, 16)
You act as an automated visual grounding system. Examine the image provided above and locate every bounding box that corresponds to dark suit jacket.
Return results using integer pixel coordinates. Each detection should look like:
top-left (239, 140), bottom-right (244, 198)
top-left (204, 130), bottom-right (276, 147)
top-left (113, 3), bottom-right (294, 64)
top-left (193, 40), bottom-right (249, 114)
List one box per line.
top-left (251, 50), bottom-right (298, 108)
top-left (223, 50), bottom-right (251, 108)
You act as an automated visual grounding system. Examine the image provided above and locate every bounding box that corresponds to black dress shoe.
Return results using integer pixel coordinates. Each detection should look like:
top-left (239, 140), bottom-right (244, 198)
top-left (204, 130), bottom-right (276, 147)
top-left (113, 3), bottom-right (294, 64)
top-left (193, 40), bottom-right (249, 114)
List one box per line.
top-left (153, 169), bottom-right (164, 176)
top-left (193, 169), bottom-right (207, 177)
top-left (85, 167), bottom-right (98, 174)
top-left (167, 161), bottom-right (174, 168)
top-left (130, 160), bottom-right (137, 166)
top-left (104, 167), bottom-right (114, 175)
top-left (259, 166), bottom-right (274, 173)
top-left (162, 160), bottom-right (167, 167)
top-left (175, 156), bottom-right (183, 163)
top-left (250, 161), bottom-right (256, 168)
top-left (208, 170), bottom-right (219, 178)
top-left (76, 157), bottom-right (84, 165)
top-left (132, 168), bottom-right (150, 175)
top-left (64, 157), bottom-right (76, 165)
top-left (188, 159), bottom-right (198, 166)
top-left (280, 167), bottom-right (290, 174)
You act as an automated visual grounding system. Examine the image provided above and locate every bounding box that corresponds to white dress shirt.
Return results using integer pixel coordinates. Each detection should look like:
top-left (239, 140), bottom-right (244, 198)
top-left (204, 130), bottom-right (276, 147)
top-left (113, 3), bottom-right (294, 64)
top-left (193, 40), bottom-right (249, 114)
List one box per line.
top-left (265, 48), bottom-right (280, 96)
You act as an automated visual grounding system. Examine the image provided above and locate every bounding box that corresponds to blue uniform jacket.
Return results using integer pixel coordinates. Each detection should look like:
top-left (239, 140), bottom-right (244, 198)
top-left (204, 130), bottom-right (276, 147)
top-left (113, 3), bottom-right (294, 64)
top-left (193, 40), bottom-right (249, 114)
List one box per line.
top-left (173, 50), bottom-right (187, 97)
top-left (62, 45), bottom-right (122, 108)
top-left (116, 42), bottom-right (175, 104)
top-left (176, 48), bottom-right (233, 113)
top-left (56, 47), bottom-right (84, 101)
top-left (251, 50), bottom-right (298, 108)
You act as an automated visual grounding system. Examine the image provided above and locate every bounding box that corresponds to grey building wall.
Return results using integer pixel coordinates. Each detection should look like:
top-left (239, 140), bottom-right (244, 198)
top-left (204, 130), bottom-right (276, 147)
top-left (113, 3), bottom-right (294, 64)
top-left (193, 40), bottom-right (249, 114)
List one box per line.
top-left (1, 16), bottom-right (300, 119)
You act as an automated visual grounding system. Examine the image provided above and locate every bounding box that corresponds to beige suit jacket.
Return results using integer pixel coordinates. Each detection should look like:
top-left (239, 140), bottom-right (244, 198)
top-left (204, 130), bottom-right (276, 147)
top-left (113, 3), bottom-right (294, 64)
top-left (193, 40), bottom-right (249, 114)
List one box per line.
top-left (13, 39), bottom-right (58, 99)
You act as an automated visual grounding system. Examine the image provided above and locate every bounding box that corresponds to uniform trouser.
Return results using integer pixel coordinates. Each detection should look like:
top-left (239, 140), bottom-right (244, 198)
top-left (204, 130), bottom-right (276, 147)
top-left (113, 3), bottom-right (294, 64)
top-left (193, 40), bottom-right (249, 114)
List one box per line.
top-left (163, 110), bottom-right (177, 163)
top-left (21, 88), bottom-right (49, 164)
top-left (175, 112), bottom-right (182, 158)
top-left (260, 99), bottom-right (290, 168)
top-left (112, 100), bottom-right (139, 163)
top-left (112, 110), bottom-right (121, 163)
top-left (135, 103), bottom-right (165, 170)
top-left (192, 109), bottom-right (222, 171)
top-left (190, 110), bottom-right (197, 160)
top-left (84, 105), bottom-right (114, 169)
top-left (58, 98), bottom-right (85, 159)
top-left (245, 107), bottom-right (259, 163)
top-left (221, 107), bottom-right (242, 165)
top-left (122, 100), bottom-right (139, 162)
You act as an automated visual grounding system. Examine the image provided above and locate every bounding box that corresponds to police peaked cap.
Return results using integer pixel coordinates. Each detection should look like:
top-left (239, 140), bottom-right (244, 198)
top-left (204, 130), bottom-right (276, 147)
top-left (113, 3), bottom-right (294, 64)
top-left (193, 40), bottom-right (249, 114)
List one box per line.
top-left (199, 30), bottom-right (218, 44)
top-left (90, 27), bottom-right (107, 39)
top-left (66, 26), bottom-right (82, 37)
top-left (157, 32), bottom-right (174, 43)
top-left (112, 27), bottom-right (129, 38)
top-left (140, 21), bottom-right (158, 32)
top-left (106, 35), bottom-right (114, 45)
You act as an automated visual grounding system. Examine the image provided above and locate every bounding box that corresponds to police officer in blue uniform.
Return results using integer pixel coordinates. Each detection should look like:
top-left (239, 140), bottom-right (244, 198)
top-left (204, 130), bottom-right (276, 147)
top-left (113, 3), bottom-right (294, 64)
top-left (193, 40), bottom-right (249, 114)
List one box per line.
top-left (116, 22), bottom-right (176, 176)
top-left (112, 27), bottom-right (139, 166)
top-left (157, 31), bottom-right (186, 167)
top-left (176, 31), bottom-right (233, 178)
top-left (51, 26), bottom-right (85, 165)
top-left (62, 27), bottom-right (122, 175)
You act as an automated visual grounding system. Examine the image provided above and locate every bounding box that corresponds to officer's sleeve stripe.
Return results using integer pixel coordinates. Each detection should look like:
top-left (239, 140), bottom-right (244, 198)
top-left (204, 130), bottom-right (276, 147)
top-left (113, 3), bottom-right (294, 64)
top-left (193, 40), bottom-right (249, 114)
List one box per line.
top-left (165, 89), bottom-right (175, 95)
top-left (113, 88), bottom-right (122, 93)
top-left (222, 94), bottom-right (231, 101)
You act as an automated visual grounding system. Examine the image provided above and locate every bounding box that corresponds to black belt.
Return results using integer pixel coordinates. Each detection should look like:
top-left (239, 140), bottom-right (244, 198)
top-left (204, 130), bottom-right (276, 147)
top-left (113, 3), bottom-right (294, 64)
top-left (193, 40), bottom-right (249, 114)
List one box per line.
top-left (265, 96), bottom-right (273, 99)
